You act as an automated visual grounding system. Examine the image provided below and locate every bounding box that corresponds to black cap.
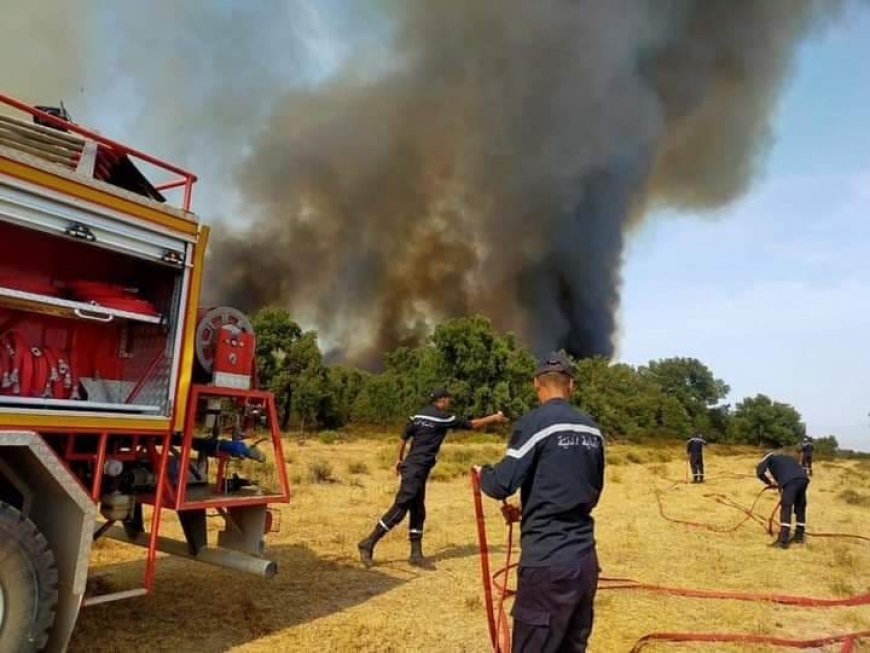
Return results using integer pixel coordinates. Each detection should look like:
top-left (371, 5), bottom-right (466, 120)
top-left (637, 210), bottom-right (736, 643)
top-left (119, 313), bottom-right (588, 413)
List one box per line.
top-left (534, 352), bottom-right (574, 379)
top-left (430, 387), bottom-right (452, 401)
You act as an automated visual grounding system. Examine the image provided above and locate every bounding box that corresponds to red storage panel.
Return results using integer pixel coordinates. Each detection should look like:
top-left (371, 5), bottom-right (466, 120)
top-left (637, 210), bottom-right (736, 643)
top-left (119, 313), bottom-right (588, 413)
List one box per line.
top-left (212, 327), bottom-right (254, 389)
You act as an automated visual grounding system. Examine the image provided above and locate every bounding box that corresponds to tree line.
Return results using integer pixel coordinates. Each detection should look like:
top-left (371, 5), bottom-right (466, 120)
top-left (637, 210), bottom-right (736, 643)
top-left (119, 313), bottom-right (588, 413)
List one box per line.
top-left (252, 308), bottom-right (839, 451)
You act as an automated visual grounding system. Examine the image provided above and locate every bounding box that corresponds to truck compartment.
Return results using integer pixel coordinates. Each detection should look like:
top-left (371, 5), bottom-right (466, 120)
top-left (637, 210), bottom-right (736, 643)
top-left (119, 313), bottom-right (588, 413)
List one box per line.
top-left (0, 220), bottom-right (185, 417)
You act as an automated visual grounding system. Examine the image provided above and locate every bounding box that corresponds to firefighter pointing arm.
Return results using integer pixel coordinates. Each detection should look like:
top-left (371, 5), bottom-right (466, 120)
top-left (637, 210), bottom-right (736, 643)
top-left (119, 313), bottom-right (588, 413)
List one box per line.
top-left (357, 388), bottom-right (506, 569)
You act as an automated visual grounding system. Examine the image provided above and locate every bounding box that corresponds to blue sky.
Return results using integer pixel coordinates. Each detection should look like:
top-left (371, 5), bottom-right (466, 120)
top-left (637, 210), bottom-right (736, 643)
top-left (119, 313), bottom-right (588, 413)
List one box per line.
top-left (619, 3), bottom-right (870, 449)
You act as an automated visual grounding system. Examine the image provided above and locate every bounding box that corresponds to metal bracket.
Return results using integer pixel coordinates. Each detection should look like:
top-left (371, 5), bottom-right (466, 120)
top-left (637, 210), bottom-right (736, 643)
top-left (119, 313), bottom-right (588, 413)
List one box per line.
top-left (161, 249), bottom-right (185, 266)
top-left (65, 221), bottom-right (96, 242)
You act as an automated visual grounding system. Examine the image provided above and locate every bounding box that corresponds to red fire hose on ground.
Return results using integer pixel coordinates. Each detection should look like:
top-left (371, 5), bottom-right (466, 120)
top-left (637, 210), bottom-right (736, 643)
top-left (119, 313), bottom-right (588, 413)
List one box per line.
top-left (656, 473), bottom-right (870, 542)
top-left (471, 468), bottom-right (870, 652)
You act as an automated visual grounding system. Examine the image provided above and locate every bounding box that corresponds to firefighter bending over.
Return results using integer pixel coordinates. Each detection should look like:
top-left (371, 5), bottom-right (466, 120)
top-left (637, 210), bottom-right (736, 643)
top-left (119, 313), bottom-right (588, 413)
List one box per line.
top-left (357, 388), bottom-right (506, 569)
top-left (475, 353), bottom-right (605, 653)
top-left (757, 447), bottom-right (810, 549)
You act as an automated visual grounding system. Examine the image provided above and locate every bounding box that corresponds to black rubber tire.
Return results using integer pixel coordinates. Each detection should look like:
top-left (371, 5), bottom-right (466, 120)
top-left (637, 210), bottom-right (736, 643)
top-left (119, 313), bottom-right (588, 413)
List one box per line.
top-left (0, 502), bottom-right (58, 653)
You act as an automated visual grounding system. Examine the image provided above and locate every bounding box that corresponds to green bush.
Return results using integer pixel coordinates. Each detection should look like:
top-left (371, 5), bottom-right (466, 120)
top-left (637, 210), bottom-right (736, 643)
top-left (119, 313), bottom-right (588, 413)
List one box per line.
top-left (317, 430), bottom-right (344, 445)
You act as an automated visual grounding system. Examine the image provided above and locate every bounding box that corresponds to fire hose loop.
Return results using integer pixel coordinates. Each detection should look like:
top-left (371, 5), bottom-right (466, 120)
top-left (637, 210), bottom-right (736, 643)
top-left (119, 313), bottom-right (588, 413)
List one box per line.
top-left (471, 468), bottom-right (870, 652)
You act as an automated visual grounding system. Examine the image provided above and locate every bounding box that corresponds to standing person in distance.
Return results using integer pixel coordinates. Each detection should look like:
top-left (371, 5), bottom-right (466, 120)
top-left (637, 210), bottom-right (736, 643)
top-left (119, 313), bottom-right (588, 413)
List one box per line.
top-left (800, 437), bottom-right (814, 476)
top-left (357, 388), bottom-right (506, 569)
top-left (474, 352), bottom-right (605, 653)
top-left (686, 433), bottom-right (707, 483)
top-left (756, 446), bottom-right (810, 548)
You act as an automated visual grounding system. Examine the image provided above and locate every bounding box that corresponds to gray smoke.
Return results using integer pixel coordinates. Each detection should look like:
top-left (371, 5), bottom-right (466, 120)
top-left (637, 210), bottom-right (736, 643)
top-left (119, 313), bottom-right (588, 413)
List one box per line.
top-left (0, 1), bottom-right (846, 365)
top-left (210, 0), bottom-right (843, 363)
top-left (0, 2), bottom-right (98, 112)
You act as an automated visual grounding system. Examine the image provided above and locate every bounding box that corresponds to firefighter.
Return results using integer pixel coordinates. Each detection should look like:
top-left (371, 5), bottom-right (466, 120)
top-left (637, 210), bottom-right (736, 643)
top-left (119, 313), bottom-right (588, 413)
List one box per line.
top-left (756, 448), bottom-right (810, 548)
top-left (474, 352), bottom-right (605, 653)
top-left (800, 437), bottom-right (814, 476)
top-left (686, 433), bottom-right (707, 483)
top-left (357, 388), bottom-right (506, 569)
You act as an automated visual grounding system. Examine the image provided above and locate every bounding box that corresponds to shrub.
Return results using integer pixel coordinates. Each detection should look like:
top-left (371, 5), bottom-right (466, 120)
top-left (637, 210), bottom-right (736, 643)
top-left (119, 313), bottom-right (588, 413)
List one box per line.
top-left (429, 463), bottom-right (467, 482)
top-left (308, 460), bottom-right (337, 484)
top-left (606, 452), bottom-right (627, 466)
top-left (377, 447), bottom-right (398, 470)
top-left (317, 430), bottom-right (343, 445)
top-left (625, 451), bottom-right (644, 464)
top-left (348, 460), bottom-right (370, 475)
top-left (839, 489), bottom-right (870, 506)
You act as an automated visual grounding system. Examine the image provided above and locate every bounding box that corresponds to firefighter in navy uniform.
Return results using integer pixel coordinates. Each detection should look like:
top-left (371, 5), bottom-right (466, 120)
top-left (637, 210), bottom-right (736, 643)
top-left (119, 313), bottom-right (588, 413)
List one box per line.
top-left (756, 449), bottom-right (810, 548)
top-left (686, 433), bottom-right (707, 483)
top-left (475, 353), bottom-right (605, 653)
top-left (357, 388), bottom-right (506, 569)
top-left (800, 437), bottom-right (814, 476)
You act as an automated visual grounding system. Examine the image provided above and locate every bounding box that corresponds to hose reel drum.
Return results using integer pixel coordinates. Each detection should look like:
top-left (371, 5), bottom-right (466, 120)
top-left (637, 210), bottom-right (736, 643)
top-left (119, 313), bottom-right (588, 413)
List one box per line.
top-left (194, 306), bottom-right (255, 377)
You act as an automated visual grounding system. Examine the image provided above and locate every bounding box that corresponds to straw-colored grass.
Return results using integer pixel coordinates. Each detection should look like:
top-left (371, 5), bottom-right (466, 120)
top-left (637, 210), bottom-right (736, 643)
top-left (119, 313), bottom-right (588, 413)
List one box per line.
top-left (70, 442), bottom-right (870, 652)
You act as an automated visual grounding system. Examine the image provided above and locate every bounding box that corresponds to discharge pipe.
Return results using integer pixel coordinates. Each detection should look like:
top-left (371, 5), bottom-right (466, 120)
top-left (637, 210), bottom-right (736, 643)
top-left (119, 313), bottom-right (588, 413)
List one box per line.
top-left (104, 525), bottom-right (277, 578)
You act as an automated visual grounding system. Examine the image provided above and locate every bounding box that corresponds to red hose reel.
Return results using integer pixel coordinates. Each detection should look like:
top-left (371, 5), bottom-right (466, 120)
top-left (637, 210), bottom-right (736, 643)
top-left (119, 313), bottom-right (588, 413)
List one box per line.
top-left (0, 331), bottom-right (77, 399)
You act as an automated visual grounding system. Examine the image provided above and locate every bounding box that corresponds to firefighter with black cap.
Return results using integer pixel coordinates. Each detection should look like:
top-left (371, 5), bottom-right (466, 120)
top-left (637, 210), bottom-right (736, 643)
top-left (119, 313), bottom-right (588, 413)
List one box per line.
top-left (357, 387), bottom-right (506, 569)
top-left (756, 447), bottom-right (810, 548)
top-left (686, 432), bottom-right (707, 483)
top-left (474, 352), bottom-right (605, 653)
top-left (800, 437), bottom-right (814, 476)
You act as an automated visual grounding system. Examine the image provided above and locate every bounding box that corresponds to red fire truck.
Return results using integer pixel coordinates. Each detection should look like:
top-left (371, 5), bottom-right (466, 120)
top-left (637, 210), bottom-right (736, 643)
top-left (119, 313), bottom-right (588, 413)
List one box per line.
top-left (0, 93), bottom-right (290, 652)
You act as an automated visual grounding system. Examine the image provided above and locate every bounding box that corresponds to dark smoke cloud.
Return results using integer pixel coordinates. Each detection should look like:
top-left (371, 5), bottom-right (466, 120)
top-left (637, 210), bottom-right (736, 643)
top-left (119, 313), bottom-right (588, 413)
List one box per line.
top-left (209, 0), bottom-right (843, 365)
top-left (0, 1), bottom-right (846, 365)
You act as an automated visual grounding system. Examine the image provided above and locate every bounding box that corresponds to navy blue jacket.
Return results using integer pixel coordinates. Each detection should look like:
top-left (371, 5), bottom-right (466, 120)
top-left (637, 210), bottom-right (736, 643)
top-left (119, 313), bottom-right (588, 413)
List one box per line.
top-left (401, 404), bottom-right (471, 470)
top-left (801, 442), bottom-right (814, 458)
top-left (479, 398), bottom-right (604, 567)
top-left (686, 436), bottom-right (706, 457)
top-left (756, 452), bottom-right (808, 487)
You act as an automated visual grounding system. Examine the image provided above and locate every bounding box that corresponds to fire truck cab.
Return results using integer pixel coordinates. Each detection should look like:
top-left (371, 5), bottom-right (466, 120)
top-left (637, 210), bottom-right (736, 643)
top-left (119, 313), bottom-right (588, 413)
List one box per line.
top-left (0, 94), bottom-right (289, 652)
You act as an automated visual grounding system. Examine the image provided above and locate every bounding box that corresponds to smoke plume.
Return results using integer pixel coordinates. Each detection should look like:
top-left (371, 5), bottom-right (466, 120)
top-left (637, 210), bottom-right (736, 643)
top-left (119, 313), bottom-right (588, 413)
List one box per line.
top-left (209, 0), bottom-right (841, 364)
top-left (0, 1), bottom-right (846, 365)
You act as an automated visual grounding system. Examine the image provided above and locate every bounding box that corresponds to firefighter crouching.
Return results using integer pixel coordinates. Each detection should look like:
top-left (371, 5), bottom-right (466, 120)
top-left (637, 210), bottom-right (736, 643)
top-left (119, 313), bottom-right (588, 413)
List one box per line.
top-left (475, 353), bottom-right (605, 653)
top-left (756, 448), bottom-right (810, 549)
top-left (357, 388), bottom-right (507, 569)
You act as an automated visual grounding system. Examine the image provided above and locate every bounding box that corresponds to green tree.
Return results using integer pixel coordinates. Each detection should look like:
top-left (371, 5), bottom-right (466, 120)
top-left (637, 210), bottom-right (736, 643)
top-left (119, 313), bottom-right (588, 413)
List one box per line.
top-left (728, 394), bottom-right (805, 447)
top-left (810, 435), bottom-right (839, 458)
top-left (325, 366), bottom-right (368, 428)
top-left (251, 308), bottom-right (324, 429)
top-left (430, 315), bottom-right (536, 419)
top-left (639, 357), bottom-right (729, 430)
top-left (573, 358), bottom-right (661, 437)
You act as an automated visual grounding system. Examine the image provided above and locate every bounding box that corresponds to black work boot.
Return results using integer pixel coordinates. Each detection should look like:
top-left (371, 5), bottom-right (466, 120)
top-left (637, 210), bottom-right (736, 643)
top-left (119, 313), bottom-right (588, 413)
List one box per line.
top-left (791, 526), bottom-right (805, 544)
top-left (409, 539), bottom-right (435, 570)
top-left (771, 526), bottom-right (790, 549)
top-left (358, 523), bottom-right (387, 568)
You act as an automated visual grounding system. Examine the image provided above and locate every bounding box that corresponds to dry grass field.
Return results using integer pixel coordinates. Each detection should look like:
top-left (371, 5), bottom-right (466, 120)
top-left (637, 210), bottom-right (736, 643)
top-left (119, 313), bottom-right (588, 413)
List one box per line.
top-left (69, 435), bottom-right (870, 652)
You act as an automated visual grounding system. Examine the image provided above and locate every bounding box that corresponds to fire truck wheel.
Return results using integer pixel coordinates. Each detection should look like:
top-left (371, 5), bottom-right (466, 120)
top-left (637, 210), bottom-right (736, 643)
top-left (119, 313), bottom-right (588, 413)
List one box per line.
top-left (0, 502), bottom-right (58, 653)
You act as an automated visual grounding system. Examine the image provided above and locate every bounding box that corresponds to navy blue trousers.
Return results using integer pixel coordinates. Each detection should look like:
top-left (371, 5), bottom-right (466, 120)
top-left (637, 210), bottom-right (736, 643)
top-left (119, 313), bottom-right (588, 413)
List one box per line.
top-left (512, 548), bottom-right (599, 653)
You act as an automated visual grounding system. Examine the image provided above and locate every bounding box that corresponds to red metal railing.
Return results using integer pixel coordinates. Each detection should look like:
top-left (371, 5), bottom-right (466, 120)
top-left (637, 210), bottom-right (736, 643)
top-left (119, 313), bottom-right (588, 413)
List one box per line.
top-left (0, 92), bottom-right (198, 211)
